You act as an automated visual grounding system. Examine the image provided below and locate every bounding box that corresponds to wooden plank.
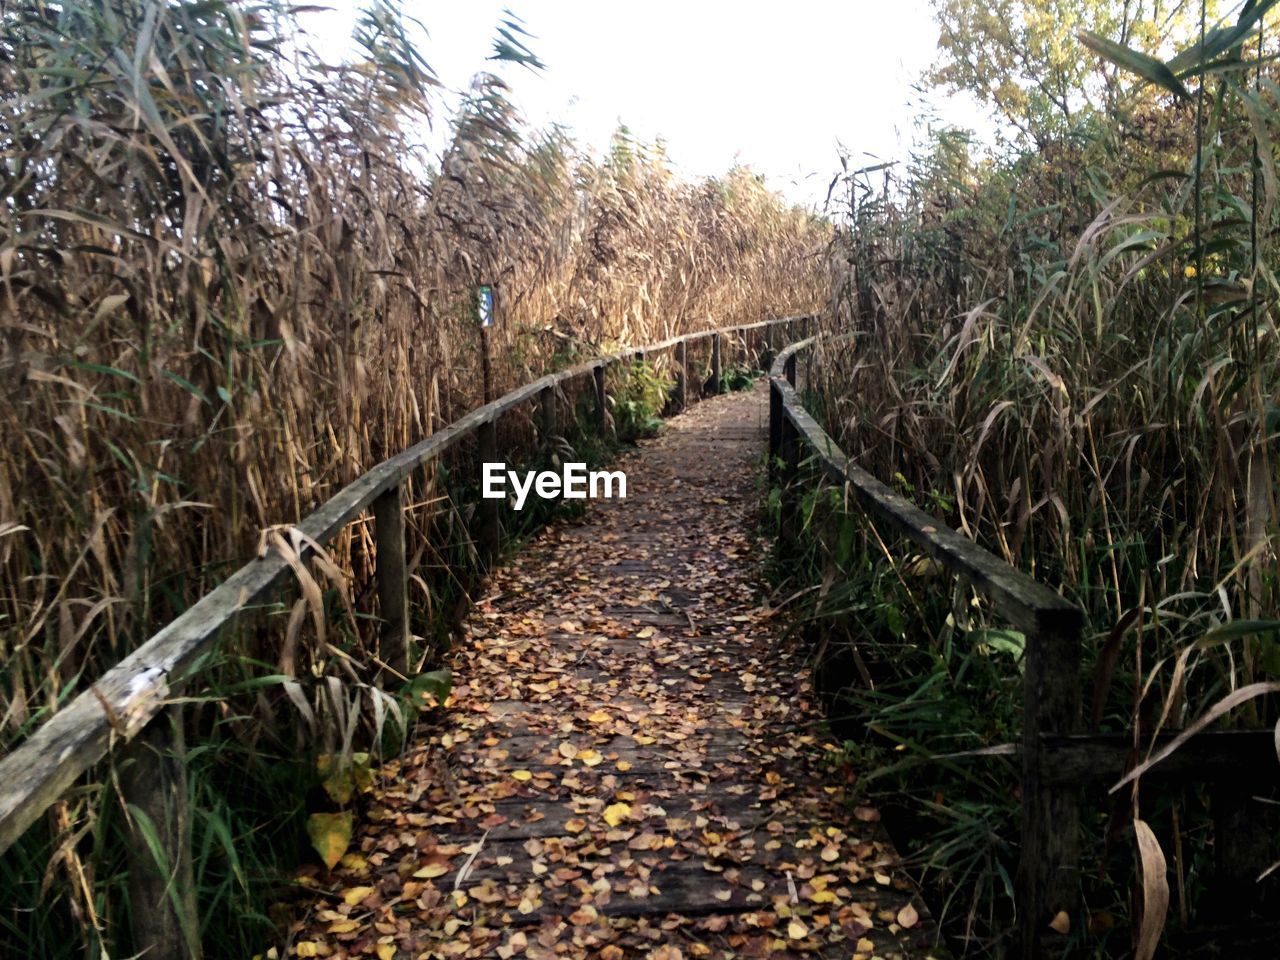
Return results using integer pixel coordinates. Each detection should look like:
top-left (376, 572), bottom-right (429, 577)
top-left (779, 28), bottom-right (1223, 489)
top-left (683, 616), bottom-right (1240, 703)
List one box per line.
top-left (1040, 729), bottom-right (1280, 786)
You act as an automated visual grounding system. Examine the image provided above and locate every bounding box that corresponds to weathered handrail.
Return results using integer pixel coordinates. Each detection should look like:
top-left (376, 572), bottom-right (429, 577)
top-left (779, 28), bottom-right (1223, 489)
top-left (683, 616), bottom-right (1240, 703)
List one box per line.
top-left (0, 315), bottom-right (808, 872)
top-left (768, 334), bottom-right (1081, 955)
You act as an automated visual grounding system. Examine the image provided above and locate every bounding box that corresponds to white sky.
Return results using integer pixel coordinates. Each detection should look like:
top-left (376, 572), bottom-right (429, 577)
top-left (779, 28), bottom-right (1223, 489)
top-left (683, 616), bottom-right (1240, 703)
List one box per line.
top-left (296, 1), bottom-right (992, 209)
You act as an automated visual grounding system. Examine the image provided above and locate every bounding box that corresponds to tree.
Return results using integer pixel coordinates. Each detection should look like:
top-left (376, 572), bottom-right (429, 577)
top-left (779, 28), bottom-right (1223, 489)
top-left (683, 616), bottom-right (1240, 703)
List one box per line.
top-left (927, 0), bottom-right (1212, 146)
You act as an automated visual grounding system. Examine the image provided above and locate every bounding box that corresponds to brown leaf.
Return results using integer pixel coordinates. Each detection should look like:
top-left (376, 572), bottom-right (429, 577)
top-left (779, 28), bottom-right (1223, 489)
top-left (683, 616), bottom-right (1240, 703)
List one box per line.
top-left (1134, 819), bottom-right (1169, 960)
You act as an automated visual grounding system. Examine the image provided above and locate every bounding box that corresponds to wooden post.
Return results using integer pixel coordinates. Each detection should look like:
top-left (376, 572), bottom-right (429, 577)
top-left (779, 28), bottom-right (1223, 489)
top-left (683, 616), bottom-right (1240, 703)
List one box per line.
top-left (539, 385), bottom-right (556, 446)
top-left (120, 707), bottom-right (201, 960)
top-left (478, 418), bottom-right (500, 566)
top-left (1018, 622), bottom-right (1082, 955)
top-left (785, 352), bottom-right (797, 388)
top-left (593, 364), bottom-right (607, 431)
top-left (373, 484), bottom-right (409, 677)
top-left (1212, 784), bottom-right (1280, 916)
top-left (711, 335), bottom-right (722, 395)
top-left (674, 341), bottom-right (687, 411)
top-left (480, 325), bottom-right (493, 405)
top-left (769, 379), bottom-right (783, 481)
top-left (778, 410), bottom-right (801, 547)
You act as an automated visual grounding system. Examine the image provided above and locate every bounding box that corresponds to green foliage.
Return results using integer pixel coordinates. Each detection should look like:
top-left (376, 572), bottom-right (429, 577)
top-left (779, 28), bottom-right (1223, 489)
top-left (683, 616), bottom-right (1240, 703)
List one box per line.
top-left (928, 0), bottom-right (1212, 144)
top-left (609, 359), bottom-right (672, 440)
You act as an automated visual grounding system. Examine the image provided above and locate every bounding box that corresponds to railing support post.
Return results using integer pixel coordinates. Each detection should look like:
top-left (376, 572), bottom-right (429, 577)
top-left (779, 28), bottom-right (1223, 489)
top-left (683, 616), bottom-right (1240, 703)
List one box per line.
top-left (785, 352), bottom-right (797, 389)
top-left (539, 385), bottom-right (557, 446)
top-left (478, 418), bottom-right (500, 566)
top-left (778, 412), bottom-right (801, 547)
top-left (593, 364), bottom-right (607, 432)
top-left (769, 379), bottom-right (783, 481)
top-left (1018, 621), bottom-right (1082, 955)
top-left (711, 335), bottom-right (722, 395)
top-left (373, 484), bottom-right (410, 677)
top-left (675, 341), bottom-right (687, 412)
top-left (121, 706), bottom-right (201, 960)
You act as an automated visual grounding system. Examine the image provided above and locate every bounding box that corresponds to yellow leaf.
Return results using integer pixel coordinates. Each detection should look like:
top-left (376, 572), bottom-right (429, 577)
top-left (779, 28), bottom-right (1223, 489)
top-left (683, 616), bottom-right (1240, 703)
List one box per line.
top-left (413, 863), bottom-right (447, 879)
top-left (897, 902), bottom-right (919, 929)
top-left (376, 944), bottom-right (396, 960)
top-left (637, 627), bottom-right (656, 638)
top-left (296, 944), bottom-right (319, 958)
top-left (306, 811), bottom-right (353, 871)
top-left (576, 748), bottom-right (603, 766)
top-left (1048, 909), bottom-right (1070, 935)
top-left (616, 760), bottom-right (633, 772)
top-left (511, 770), bottom-right (533, 782)
top-left (586, 710), bottom-right (610, 724)
top-left (558, 742), bottom-right (577, 759)
top-left (327, 920), bottom-right (359, 934)
top-left (603, 802), bottom-right (631, 827)
top-left (342, 886), bottom-right (374, 905)
top-left (787, 918), bottom-right (808, 940)
top-left (565, 818), bottom-right (588, 833)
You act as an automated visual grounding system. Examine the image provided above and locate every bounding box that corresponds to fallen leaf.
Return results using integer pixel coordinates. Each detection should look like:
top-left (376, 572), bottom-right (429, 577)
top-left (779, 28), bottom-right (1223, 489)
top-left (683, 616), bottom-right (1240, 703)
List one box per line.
top-left (897, 902), bottom-right (919, 929)
top-left (603, 802), bottom-right (632, 827)
top-left (341, 886), bottom-right (375, 906)
top-left (306, 811), bottom-right (352, 870)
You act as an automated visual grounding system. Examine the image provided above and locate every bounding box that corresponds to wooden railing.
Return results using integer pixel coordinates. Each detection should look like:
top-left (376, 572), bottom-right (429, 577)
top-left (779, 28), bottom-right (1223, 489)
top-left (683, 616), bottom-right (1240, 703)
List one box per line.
top-left (768, 334), bottom-right (1279, 954)
top-left (0, 314), bottom-right (811, 957)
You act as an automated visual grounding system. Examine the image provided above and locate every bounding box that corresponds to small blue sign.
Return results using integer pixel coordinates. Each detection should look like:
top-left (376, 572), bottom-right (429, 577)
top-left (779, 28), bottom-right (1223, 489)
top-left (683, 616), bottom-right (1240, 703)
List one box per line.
top-left (478, 285), bottom-right (495, 328)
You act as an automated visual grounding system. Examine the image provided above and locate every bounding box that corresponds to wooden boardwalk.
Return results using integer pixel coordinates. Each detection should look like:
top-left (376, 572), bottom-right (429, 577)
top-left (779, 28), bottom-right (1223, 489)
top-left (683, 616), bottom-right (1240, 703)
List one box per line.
top-left (287, 385), bottom-right (942, 960)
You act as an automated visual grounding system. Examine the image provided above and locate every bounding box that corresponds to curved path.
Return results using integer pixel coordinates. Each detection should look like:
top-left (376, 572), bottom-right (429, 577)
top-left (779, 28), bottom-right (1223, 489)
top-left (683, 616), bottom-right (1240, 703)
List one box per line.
top-left (286, 385), bottom-right (942, 960)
